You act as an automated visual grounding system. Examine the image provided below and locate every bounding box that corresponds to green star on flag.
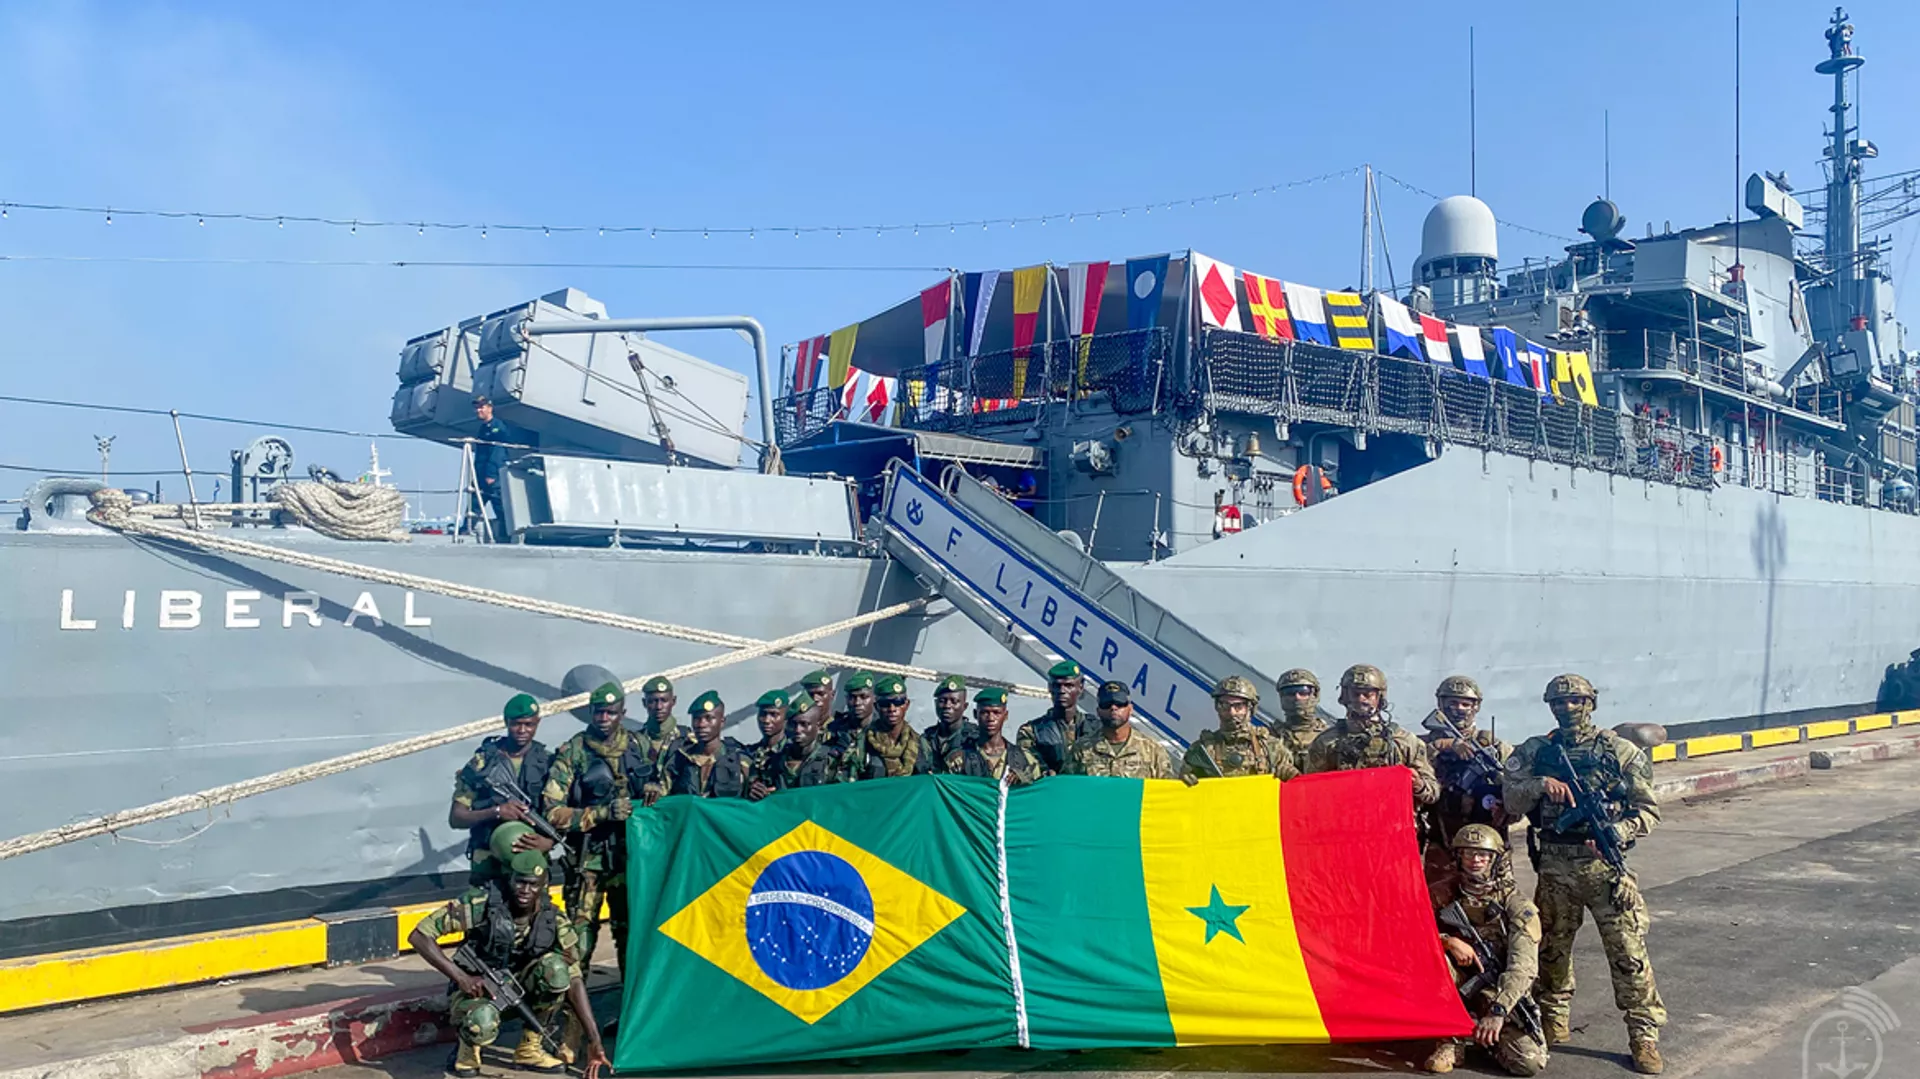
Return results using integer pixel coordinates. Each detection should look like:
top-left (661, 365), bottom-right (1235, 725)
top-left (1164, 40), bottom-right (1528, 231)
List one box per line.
top-left (1186, 884), bottom-right (1250, 943)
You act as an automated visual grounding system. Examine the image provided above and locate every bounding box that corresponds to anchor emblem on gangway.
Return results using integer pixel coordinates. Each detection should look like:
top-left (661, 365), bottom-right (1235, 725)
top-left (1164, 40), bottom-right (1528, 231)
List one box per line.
top-left (905, 498), bottom-right (925, 526)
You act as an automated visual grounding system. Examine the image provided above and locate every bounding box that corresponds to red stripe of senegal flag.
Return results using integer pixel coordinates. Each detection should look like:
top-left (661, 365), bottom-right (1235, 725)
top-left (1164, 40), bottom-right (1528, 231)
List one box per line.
top-left (1009, 769), bottom-right (1468, 1047)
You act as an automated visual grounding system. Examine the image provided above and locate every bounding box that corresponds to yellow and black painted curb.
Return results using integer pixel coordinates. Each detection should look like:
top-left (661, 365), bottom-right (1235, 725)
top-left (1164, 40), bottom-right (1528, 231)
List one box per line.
top-left (0, 886), bottom-right (599, 1015)
top-left (1649, 710), bottom-right (1915, 764)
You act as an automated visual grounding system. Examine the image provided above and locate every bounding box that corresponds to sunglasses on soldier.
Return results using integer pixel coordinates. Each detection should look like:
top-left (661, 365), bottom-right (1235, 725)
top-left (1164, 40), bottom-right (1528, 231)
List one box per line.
top-left (877, 697), bottom-right (908, 709)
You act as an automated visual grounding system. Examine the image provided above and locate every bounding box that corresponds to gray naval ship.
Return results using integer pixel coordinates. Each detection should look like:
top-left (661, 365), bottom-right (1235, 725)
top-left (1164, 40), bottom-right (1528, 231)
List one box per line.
top-left (3, 9), bottom-right (1916, 959)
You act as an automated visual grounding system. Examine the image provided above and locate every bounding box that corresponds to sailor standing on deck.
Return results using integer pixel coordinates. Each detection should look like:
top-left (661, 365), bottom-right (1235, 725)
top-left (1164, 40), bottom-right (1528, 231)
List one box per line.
top-left (1017, 660), bottom-right (1102, 776)
top-left (448, 693), bottom-right (556, 886)
top-left (468, 396), bottom-right (531, 542)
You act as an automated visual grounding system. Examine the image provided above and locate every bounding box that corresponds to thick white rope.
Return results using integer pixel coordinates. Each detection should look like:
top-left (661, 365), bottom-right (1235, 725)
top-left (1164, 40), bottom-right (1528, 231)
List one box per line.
top-left (86, 489), bottom-right (1047, 697)
top-left (132, 480), bottom-right (408, 542)
top-left (0, 599), bottom-right (931, 863)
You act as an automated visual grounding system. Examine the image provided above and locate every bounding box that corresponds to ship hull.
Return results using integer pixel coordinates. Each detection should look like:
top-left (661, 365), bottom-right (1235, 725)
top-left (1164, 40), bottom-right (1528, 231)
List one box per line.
top-left (3, 445), bottom-right (1912, 955)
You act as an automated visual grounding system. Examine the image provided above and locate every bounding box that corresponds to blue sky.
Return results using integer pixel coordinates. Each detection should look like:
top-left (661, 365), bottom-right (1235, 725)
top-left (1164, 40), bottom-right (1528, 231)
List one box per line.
top-left (2, 0), bottom-right (1915, 512)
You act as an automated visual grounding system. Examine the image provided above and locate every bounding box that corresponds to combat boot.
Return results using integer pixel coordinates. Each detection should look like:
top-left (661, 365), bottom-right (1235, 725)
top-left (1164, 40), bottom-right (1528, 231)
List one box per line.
top-left (1542, 1013), bottom-right (1570, 1045)
top-left (448, 1040), bottom-right (484, 1078)
top-left (513, 1028), bottom-right (566, 1074)
top-left (1630, 1037), bottom-right (1664, 1074)
top-left (1421, 1041), bottom-right (1457, 1074)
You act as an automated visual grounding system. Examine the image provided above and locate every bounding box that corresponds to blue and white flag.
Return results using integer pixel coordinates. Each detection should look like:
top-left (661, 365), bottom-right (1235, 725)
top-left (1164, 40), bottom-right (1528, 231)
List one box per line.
top-left (1125, 255), bottom-right (1169, 330)
top-left (1525, 341), bottom-right (1551, 395)
top-left (1488, 327), bottom-right (1527, 385)
top-left (1282, 281), bottom-right (1333, 346)
top-left (962, 270), bottom-right (1001, 357)
top-left (1374, 294), bottom-right (1424, 360)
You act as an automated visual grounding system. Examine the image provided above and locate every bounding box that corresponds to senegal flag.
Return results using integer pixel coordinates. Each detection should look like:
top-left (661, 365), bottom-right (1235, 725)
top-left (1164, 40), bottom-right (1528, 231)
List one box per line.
top-left (615, 770), bottom-right (1468, 1072)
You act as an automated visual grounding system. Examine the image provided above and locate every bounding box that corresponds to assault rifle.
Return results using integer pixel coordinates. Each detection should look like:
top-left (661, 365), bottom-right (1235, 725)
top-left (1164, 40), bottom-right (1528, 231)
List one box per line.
top-left (1542, 744), bottom-right (1633, 904)
top-left (1421, 711), bottom-right (1508, 794)
top-left (1437, 901), bottom-right (1543, 1042)
top-left (476, 766), bottom-right (568, 865)
top-left (451, 941), bottom-right (561, 1054)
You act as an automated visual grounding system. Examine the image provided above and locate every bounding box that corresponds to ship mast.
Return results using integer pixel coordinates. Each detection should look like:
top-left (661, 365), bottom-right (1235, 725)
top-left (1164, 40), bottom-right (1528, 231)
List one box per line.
top-left (1816, 6), bottom-right (1867, 337)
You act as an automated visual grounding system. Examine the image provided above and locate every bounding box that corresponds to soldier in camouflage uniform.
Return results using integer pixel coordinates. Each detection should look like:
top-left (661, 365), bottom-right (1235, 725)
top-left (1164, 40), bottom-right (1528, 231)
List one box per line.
top-left (1505, 674), bottom-right (1664, 1073)
top-left (1185, 676), bottom-right (1300, 780)
top-left (1304, 665), bottom-right (1440, 805)
top-left (923, 674), bottom-right (978, 763)
top-left (744, 690), bottom-right (790, 801)
top-left (1423, 824), bottom-right (1547, 1077)
top-left (848, 675), bottom-right (932, 779)
top-left (637, 675), bottom-right (683, 761)
top-left (791, 670), bottom-right (834, 727)
top-left (826, 671), bottom-right (878, 749)
top-left (942, 686), bottom-right (1042, 786)
top-left (1017, 660), bottom-right (1103, 776)
top-left (448, 693), bottom-right (557, 885)
top-left (1420, 675), bottom-right (1515, 879)
top-left (766, 704), bottom-right (847, 791)
top-left (541, 681), bottom-right (657, 979)
top-left (1273, 668), bottom-right (1331, 776)
top-left (659, 691), bottom-right (754, 797)
top-left (1066, 681), bottom-right (1182, 779)
top-left (407, 847), bottom-right (609, 1078)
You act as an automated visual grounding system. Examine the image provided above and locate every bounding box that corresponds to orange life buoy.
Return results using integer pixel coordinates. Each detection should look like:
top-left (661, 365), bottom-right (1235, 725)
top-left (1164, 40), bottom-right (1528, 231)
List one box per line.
top-left (1710, 445), bottom-right (1725, 472)
top-left (1292, 465), bottom-right (1333, 505)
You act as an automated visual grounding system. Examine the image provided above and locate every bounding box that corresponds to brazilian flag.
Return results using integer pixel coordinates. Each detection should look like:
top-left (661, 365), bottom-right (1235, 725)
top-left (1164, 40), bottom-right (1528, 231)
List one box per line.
top-left (614, 773), bottom-right (1466, 1071)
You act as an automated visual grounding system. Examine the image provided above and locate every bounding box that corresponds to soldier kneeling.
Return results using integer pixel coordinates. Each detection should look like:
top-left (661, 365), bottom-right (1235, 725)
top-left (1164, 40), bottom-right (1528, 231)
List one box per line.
top-left (1424, 824), bottom-right (1548, 1076)
top-left (408, 839), bottom-right (609, 1078)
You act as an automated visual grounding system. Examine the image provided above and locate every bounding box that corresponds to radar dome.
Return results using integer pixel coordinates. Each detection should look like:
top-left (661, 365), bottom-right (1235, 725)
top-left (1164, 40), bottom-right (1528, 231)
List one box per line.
top-left (1418, 195), bottom-right (1499, 265)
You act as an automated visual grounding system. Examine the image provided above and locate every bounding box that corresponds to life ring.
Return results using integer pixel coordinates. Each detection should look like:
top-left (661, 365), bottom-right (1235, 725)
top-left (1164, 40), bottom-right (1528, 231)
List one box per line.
top-left (1292, 465), bottom-right (1332, 505)
top-left (1710, 445), bottom-right (1725, 472)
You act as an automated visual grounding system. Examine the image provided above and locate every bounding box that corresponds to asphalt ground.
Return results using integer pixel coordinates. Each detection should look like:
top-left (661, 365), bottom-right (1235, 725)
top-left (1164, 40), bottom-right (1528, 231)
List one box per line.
top-left (291, 753), bottom-right (1920, 1079)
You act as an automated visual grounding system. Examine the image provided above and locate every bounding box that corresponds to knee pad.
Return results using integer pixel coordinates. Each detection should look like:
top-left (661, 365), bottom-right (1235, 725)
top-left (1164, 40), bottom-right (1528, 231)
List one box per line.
top-left (460, 1000), bottom-right (502, 1045)
top-left (530, 953), bottom-right (574, 996)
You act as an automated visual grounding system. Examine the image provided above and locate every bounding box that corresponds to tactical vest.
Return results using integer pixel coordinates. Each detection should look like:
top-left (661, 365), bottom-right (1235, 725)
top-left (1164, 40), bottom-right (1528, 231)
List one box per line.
top-left (774, 741), bottom-right (842, 790)
top-left (1528, 728), bottom-right (1630, 840)
top-left (953, 740), bottom-right (1034, 781)
top-left (463, 738), bottom-right (553, 858)
top-left (1026, 715), bottom-right (1074, 774)
top-left (472, 881), bottom-right (560, 972)
top-left (567, 735), bottom-right (654, 857)
top-left (664, 744), bottom-right (751, 797)
top-left (1333, 721), bottom-right (1408, 769)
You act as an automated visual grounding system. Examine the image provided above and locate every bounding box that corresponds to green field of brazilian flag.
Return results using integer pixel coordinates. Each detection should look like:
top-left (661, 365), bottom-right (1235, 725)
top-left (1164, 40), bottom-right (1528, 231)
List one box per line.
top-left (615, 772), bottom-right (1468, 1072)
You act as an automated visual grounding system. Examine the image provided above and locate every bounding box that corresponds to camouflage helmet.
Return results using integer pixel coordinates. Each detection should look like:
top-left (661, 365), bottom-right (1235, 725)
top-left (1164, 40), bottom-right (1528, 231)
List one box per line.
top-left (1275, 668), bottom-right (1320, 693)
top-left (1435, 675), bottom-right (1482, 701)
top-left (1339, 664), bottom-right (1388, 692)
top-left (1450, 823), bottom-right (1507, 853)
top-left (1542, 673), bottom-right (1598, 702)
top-left (1212, 675), bottom-right (1260, 704)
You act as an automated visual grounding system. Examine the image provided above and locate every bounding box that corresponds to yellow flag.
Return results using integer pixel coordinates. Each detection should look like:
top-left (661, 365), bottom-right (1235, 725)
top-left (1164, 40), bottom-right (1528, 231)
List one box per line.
top-left (827, 323), bottom-right (859, 390)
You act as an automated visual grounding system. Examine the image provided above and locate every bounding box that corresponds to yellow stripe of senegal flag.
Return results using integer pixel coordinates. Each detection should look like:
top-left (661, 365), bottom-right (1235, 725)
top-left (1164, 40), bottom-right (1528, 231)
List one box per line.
top-left (1139, 776), bottom-right (1329, 1042)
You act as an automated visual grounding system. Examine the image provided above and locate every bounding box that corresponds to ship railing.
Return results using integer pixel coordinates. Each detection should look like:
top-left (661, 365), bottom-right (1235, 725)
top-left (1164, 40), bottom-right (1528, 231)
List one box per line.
top-left (1636, 330), bottom-right (1750, 395)
top-left (773, 328), bottom-right (1172, 442)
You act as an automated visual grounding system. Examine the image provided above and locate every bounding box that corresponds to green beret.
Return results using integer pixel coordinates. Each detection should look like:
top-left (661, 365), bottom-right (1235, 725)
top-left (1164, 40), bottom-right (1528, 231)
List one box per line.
top-left (590, 682), bottom-right (625, 708)
top-left (935, 674), bottom-right (967, 694)
top-left (757, 689), bottom-right (790, 711)
top-left (689, 690), bottom-right (724, 716)
top-left (507, 849), bottom-right (549, 881)
top-left (1048, 660), bottom-right (1082, 681)
top-left (801, 670), bottom-right (833, 689)
top-left (874, 675), bottom-right (908, 698)
top-left (974, 686), bottom-right (1009, 707)
top-left (503, 693), bottom-right (540, 721)
top-left (844, 671), bottom-right (876, 692)
top-left (641, 676), bottom-right (673, 695)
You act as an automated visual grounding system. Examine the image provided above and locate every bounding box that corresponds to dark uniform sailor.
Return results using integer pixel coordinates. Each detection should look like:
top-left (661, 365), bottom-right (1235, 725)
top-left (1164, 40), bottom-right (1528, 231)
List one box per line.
top-left (1016, 660), bottom-right (1101, 776)
top-left (407, 844), bottom-right (608, 1078)
top-left (448, 693), bottom-right (556, 885)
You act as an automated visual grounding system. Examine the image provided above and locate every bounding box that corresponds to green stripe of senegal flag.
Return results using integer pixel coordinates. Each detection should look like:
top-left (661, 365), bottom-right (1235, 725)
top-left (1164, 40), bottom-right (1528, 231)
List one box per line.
top-left (614, 777), bottom-right (1015, 1071)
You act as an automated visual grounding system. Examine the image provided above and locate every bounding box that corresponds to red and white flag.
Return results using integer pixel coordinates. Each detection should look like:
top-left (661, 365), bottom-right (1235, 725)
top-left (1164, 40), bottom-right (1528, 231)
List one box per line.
top-left (793, 335), bottom-right (828, 395)
top-left (841, 367), bottom-right (897, 424)
top-left (920, 278), bottom-right (952, 368)
top-left (1068, 261), bottom-right (1110, 337)
top-left (1191, 251), bottom-right (1242, 331)
top-left (1419, 315), bottom-right (1453, 365)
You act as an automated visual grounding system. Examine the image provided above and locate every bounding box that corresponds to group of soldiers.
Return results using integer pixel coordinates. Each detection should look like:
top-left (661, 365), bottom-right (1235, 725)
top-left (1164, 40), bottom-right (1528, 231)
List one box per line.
top-left (416, 659), bottom-right (1665, 1077)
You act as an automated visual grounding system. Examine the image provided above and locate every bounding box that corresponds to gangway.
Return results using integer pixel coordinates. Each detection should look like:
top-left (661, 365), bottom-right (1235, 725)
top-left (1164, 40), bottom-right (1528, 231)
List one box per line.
top-left (879, 464), bottom-right (1275, 746)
